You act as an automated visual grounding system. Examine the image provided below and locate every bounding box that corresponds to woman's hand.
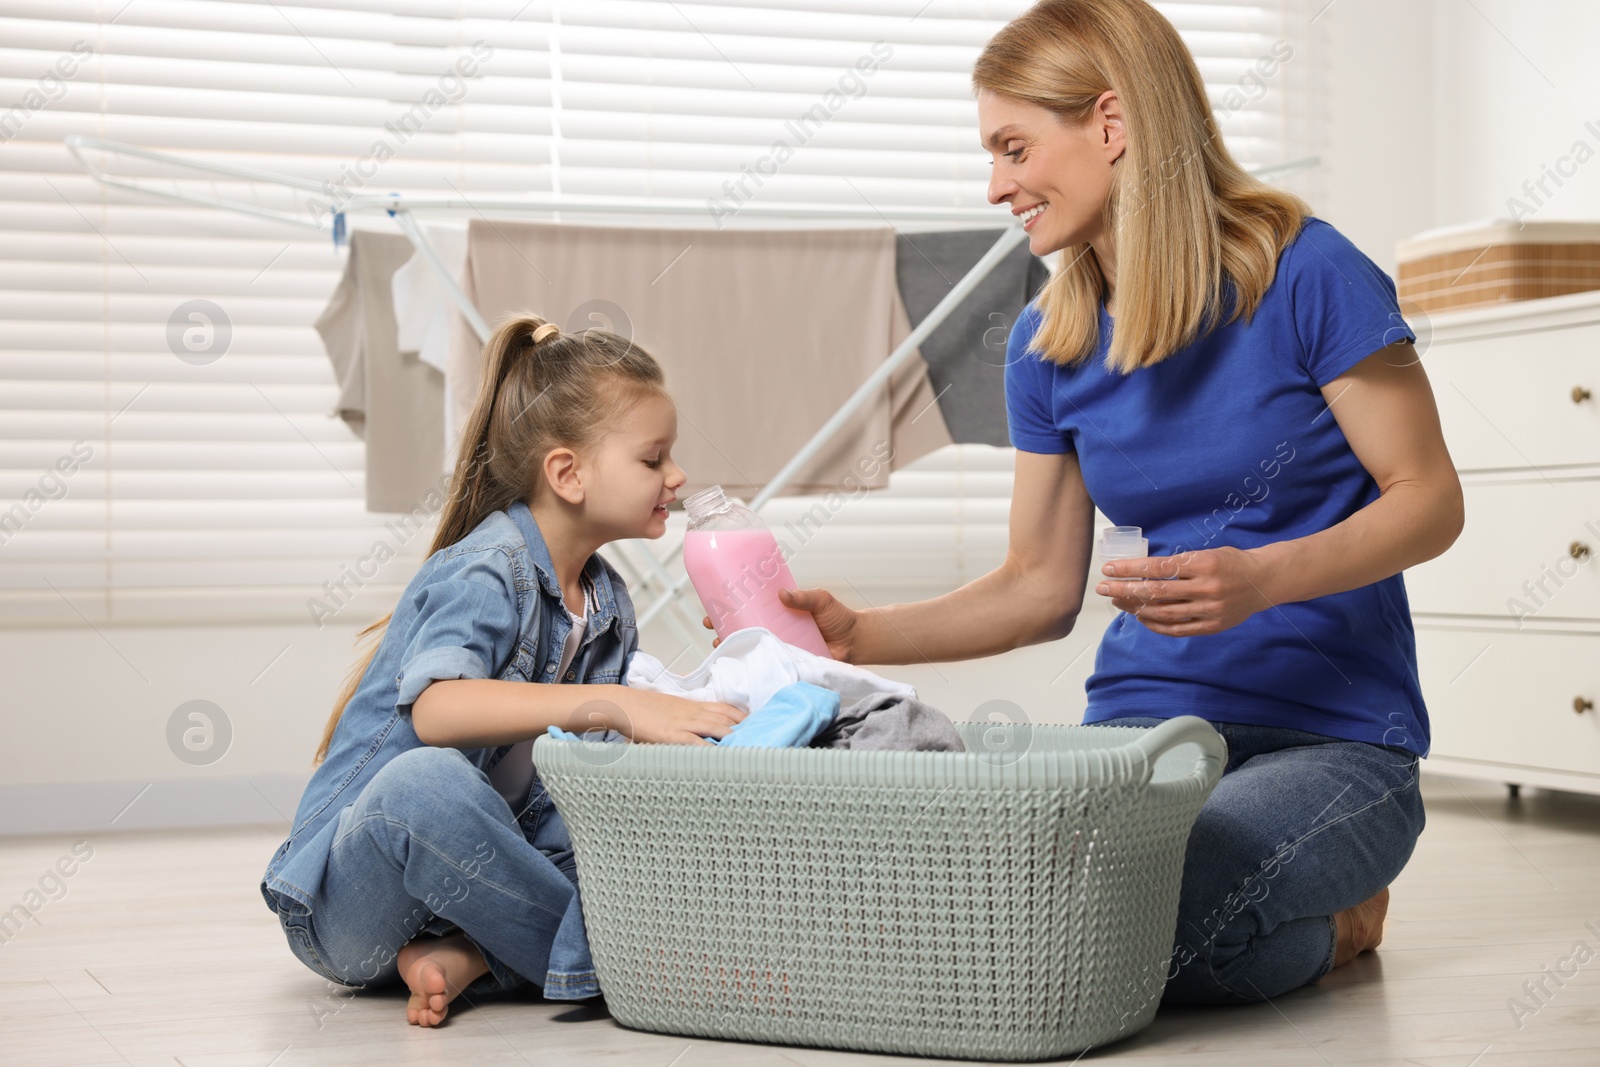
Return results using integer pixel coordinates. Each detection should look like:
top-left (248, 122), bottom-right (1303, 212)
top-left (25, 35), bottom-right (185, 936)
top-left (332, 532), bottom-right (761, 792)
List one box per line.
top-left (596, 688), bottom-right (745, 746)
top-left (1095, 546), bottom-right (1277, 637)
top-left (701, 586), bottom-right (863, 662)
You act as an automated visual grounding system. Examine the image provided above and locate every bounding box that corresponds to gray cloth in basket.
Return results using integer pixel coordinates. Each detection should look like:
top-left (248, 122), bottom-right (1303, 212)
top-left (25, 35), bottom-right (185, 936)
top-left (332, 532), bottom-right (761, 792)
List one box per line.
top-left (808, 692), bottom-right (966, 752)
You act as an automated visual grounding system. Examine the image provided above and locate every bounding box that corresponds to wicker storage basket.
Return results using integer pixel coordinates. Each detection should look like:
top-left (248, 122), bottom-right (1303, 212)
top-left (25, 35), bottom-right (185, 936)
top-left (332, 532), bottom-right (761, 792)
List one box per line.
top-left (1396, 219), bottom-right (1600, 314)
top-left (532, 714), bottom-right (1226, 1061)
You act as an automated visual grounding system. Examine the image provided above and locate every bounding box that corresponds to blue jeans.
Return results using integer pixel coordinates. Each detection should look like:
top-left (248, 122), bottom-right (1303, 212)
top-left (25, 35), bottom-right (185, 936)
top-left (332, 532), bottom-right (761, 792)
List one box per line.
top-left (275, 746), bottom-right (598, 1001)
top-left (1104, 716), bottom-right (1425, 1004)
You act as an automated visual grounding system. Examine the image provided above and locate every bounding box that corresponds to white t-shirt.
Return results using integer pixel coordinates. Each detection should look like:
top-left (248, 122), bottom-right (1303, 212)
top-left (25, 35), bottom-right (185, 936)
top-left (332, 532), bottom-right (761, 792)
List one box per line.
top-left (487, 574), bottom-right (592, 809)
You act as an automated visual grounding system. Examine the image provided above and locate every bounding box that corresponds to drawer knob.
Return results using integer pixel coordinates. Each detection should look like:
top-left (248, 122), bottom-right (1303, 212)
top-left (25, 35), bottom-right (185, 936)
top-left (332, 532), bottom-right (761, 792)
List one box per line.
top-left (1574, 385), bottom-right (1593, 404)
top-left (1572, 541), bottom-right (1593, 561)
top-left (1577, 697), bottom-right (1595, 715)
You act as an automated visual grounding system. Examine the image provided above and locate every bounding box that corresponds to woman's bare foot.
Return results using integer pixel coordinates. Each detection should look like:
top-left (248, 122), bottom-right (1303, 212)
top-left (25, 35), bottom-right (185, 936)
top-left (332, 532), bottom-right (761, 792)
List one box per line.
top-left (1332, 886), bottom-right (1389, 968)
top-left (397, 932), bottom-right (491, 1027)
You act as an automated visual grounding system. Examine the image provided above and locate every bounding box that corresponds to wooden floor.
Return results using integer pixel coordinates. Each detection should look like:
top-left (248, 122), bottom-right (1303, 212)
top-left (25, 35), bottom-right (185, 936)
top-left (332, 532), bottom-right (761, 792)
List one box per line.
top-left (4, 771), bottom-right (1599, 1066)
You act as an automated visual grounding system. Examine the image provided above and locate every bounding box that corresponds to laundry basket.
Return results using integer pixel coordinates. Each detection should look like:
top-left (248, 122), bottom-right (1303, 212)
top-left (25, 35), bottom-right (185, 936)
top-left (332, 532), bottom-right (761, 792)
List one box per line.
top-left (532, 714), bottom-right (1226, 1062)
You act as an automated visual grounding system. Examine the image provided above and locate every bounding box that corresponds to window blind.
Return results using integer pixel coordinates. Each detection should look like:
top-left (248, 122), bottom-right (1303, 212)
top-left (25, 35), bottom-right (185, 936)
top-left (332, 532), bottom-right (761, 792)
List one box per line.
top-left (0, 0), bottom-right (1322, 625)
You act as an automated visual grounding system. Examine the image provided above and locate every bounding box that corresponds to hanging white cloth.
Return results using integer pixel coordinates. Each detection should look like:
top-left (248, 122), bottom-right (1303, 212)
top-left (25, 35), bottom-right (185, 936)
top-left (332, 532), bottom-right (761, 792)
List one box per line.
top-left (391, 221), bottom-right (469, 472)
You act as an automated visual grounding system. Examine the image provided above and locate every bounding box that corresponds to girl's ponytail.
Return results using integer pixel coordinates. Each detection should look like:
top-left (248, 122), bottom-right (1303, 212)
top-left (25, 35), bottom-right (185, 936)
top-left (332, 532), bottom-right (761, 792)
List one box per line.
top-left (312, 313), bottom-right (664, 765)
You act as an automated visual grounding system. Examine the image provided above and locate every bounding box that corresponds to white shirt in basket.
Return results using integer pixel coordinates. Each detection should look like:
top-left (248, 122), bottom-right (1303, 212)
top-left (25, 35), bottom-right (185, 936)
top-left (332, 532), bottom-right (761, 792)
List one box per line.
top-left (626, 626), bottom-right (915, 714)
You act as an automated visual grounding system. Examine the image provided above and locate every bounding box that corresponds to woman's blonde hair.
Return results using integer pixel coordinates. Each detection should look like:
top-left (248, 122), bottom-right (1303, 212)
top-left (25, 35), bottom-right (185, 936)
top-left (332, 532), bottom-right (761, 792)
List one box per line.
top-left (312, 315), bottom-right (666, 765)
top-left (973, 0), bottom-right (1312, 375)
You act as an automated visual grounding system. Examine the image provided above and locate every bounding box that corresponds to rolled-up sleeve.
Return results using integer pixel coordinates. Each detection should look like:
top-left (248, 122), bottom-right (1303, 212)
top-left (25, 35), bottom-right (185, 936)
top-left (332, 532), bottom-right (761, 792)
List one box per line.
top-left (393, 549), bottom-right (522, 713)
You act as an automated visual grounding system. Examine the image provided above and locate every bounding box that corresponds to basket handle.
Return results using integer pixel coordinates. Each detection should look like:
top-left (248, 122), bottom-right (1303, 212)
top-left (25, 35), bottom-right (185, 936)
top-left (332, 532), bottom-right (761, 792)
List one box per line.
top-left (1128, 715), bottom-right (1227, 797)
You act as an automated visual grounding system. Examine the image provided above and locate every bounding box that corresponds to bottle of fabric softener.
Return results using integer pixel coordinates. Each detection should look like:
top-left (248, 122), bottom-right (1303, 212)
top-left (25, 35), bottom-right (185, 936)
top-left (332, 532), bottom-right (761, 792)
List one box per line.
top-left (682, 485), bottom-right (831, 658)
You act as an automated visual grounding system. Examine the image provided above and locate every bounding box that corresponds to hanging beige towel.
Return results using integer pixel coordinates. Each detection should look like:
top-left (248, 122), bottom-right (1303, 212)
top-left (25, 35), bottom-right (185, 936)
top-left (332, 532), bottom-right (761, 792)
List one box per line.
top-left (448, 220), bottom-right (952, 498)
top-left (314, 229), bottom-right (446, 514)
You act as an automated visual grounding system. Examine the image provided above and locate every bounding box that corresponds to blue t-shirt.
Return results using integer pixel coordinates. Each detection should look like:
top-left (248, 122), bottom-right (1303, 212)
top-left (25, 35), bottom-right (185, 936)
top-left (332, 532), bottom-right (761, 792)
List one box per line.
top-left (1005, 217), bottom-right (1428, 756)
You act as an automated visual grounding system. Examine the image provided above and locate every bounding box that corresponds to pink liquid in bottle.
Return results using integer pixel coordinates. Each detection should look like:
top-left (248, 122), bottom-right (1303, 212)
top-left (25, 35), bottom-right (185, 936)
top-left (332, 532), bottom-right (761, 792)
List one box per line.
top-left (681, 486), bottom-right (831, 658)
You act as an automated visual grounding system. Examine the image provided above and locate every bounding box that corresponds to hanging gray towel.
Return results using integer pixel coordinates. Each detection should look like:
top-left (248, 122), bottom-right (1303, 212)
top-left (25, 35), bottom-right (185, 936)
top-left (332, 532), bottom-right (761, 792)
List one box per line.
top-left (809, 691), bottom-right (967, 752)
top-left (314, 230), bottom-right (446, 514)
top-left (895, 229), bottom-right (1052, 447)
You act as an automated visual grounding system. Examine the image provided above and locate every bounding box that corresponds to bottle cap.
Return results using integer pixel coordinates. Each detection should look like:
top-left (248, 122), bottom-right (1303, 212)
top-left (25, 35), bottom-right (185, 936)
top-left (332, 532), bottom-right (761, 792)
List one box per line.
top-left (1098, 524), bottom-right (1147, 560)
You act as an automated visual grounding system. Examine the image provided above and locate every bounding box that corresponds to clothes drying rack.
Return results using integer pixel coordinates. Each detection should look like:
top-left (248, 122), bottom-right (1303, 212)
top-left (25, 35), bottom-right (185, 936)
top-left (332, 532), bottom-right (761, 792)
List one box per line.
top-left (65, 135), bottom-right (1318, 644)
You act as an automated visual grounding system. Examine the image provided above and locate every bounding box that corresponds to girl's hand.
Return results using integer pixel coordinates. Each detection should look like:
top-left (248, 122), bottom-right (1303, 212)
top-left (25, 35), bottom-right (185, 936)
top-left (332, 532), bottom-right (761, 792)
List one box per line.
top-left (607, 688), bottom-right (745, 746)
top-left (1095, 546), bottom-right (1277, 637)
top-left (700, 586), bottom-right (862, 663)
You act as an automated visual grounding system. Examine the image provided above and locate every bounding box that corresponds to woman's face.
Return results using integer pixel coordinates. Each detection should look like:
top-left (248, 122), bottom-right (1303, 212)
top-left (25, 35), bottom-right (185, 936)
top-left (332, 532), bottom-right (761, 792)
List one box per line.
top-left (978, 88), bottom-right (1125, 258)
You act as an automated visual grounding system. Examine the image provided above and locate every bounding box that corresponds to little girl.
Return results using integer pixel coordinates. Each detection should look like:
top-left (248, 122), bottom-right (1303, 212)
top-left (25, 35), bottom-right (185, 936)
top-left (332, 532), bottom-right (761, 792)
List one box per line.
top-left (260, 314), bottom-right (744, 1026)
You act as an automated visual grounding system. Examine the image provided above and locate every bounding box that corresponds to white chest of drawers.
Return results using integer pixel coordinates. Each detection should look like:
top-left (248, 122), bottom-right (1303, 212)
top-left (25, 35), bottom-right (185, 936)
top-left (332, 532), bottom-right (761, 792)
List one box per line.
top-left (1406, 289), bottom-right (1600, 795)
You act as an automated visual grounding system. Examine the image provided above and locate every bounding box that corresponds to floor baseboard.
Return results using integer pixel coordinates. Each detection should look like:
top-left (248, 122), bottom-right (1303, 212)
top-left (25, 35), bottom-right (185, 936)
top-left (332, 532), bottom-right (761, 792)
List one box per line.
top-left (0, 773), bottom-right (309, 836)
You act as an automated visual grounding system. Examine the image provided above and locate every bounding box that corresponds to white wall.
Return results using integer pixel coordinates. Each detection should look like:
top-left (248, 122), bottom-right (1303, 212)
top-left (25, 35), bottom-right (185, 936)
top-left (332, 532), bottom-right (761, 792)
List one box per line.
top-left (1319, 0), bottom-right (1600, 272)
top-left (1, 620), bottom-right (380, 831)
top-left (1430, 0), bottom-right (1600, 229)
top-left (1318, 0), bottom-right (1437, 270)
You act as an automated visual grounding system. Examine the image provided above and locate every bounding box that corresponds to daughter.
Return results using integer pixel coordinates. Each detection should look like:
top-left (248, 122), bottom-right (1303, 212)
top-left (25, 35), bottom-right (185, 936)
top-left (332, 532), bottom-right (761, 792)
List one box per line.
top-left (260, 315), bottom-right (744, 1027)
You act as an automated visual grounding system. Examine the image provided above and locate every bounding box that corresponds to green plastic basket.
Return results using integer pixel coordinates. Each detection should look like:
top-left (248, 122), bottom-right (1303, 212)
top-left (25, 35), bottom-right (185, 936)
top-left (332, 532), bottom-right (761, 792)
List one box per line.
top-left (532, 714), bottom-right (1226, 1061)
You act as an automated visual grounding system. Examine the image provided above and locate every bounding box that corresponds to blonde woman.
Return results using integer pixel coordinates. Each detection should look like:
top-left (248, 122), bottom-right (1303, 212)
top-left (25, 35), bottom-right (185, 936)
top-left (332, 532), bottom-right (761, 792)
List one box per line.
top-left (774, 0), bottom-right (1462, 1003)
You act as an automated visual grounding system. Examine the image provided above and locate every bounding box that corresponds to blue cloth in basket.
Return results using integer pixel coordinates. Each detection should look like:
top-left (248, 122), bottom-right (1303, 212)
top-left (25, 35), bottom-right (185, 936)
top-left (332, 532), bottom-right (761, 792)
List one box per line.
top-left (546, 680), bottom-right (839, 748)
top-left (717, 681), bottom-right (839, 747)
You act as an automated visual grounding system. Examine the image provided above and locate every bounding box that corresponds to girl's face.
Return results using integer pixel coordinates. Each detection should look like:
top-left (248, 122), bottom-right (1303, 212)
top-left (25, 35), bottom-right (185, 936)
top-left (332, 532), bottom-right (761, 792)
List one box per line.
top-left (587, 390), bottom-right (686, 541)
top-left (978, 88), bottom-right (1125, 258)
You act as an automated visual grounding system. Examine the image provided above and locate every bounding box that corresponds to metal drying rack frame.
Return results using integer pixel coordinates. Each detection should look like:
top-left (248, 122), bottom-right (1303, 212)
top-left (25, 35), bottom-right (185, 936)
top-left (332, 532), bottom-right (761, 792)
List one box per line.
top-left (66, 134), bottom-right (1318, 643)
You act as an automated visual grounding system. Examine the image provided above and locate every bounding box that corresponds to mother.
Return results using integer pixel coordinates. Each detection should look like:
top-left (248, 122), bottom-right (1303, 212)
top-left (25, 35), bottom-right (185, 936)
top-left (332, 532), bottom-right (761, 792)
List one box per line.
top-left (776, 0), bottom-right (1463, 1004)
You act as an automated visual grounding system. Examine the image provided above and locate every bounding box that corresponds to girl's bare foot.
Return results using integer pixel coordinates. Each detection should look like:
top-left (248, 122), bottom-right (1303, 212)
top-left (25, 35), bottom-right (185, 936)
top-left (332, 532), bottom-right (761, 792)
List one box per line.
top-left (397, 932), bottom-right (491, 1027)
top-left (1332, 886), bottom-right (1389, 968)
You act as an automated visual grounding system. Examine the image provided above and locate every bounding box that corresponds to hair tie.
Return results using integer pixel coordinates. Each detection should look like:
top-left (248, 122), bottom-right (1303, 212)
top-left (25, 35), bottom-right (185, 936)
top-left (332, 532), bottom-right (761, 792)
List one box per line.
top-left (531, 322), bottom-right (560, 344)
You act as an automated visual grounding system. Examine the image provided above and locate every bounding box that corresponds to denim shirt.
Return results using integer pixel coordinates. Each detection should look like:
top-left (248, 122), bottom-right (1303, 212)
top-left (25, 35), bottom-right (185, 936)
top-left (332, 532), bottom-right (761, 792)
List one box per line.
top-left (260, 498), bottom-right (637, 917)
